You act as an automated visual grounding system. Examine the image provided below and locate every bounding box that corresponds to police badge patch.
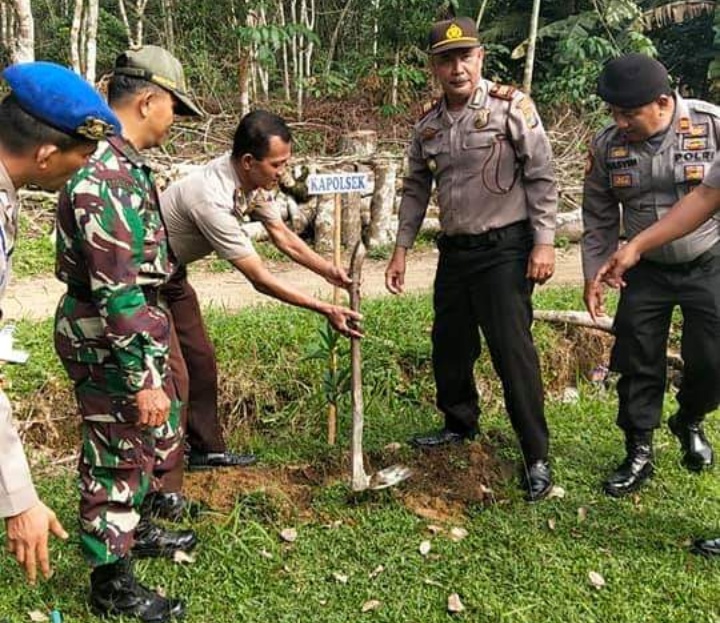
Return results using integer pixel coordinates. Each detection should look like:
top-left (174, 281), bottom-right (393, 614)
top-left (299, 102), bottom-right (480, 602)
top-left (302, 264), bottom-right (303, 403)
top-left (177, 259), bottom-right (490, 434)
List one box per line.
top-left (474, 108), bottom-right (490, 129)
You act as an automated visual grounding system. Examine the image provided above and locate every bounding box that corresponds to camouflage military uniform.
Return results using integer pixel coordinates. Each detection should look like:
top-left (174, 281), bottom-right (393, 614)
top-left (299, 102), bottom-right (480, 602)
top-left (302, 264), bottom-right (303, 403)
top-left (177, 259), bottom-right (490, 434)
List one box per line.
top-left (55, 135), bottom-right (184, 566)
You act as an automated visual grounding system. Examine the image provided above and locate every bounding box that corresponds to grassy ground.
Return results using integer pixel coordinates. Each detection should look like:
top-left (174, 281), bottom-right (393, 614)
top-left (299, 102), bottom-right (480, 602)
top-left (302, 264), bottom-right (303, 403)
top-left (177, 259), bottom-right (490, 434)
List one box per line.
top-left (1, 287), bottom-right (719, 622)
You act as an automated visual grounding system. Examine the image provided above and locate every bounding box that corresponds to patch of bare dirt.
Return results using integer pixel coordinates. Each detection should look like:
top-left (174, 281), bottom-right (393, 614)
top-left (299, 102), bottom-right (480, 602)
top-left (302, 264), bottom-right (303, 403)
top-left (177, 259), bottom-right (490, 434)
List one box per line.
top-left (183, 438), bottom-right (514, 523)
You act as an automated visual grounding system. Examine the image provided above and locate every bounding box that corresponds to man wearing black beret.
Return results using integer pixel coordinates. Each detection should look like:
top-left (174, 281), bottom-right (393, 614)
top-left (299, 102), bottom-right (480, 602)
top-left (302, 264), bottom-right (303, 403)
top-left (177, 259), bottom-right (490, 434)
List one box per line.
top-left (582, 53), bottom-right (720, 498)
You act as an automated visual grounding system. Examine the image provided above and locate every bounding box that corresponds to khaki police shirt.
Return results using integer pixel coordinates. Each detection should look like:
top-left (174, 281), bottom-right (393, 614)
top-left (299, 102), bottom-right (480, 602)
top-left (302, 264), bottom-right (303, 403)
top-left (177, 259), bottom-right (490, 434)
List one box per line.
top-left (160, 153), bottom-right (282, 266)
top-left (0, 162), bottom-right (38, 518)
top-left (705, 155), bottom-right (720, 189)
top-left (396, 78), bottom-right (558, 248)
top-left (582, 95), bottom-right (720, 280)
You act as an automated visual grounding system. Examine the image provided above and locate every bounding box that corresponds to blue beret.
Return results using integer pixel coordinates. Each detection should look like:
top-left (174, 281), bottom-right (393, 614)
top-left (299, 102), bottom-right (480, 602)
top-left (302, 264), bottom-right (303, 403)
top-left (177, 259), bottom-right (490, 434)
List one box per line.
top-left (2, 61), bottom-right (120, 140)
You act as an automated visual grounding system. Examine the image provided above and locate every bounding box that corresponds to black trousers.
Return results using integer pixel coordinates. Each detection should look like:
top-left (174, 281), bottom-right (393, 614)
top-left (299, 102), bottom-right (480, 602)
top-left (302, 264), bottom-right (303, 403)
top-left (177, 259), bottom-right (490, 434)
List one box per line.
top-left (432, 222), bottom-right (548, 462)
top-left (161, 266), bottom-right (226, 454)
top-left (611, 251), bottom-right (720, 433)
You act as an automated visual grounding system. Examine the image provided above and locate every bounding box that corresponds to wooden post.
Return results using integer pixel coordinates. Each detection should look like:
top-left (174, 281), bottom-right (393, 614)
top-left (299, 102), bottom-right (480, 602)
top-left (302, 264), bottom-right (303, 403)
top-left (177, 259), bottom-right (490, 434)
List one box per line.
top-left (327, 193), bottom-right (343, 446)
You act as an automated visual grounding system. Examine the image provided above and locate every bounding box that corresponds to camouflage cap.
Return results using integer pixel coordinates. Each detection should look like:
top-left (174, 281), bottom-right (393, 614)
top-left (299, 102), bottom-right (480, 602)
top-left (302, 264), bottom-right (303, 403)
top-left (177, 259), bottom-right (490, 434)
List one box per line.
top-left (113, 45), bottom-right (203, 117)
top-left (428, 17), bottom-right (481, 55)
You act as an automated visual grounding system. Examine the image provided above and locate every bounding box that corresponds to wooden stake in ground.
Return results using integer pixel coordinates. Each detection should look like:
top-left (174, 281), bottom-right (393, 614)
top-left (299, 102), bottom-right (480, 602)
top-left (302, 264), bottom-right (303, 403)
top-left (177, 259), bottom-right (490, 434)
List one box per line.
top-left (307, 171), bottom-right (371, 446)
top-left (348, 241), bottom-right (412, 492)
top-left (349, 241), bottom-right (370, 490)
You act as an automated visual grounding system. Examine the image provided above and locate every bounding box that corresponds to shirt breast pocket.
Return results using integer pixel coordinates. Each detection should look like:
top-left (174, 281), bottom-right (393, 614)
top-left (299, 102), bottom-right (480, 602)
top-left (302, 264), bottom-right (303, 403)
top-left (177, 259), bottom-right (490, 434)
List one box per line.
top-left (464, 131), bottom-right (517, 194)
top-left (421, 135), bottom-right (447, 159)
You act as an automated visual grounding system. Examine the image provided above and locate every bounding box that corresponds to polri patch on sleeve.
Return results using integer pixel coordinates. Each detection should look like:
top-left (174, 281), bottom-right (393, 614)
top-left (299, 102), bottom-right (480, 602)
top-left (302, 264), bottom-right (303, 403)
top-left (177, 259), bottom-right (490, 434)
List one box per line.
top-left (515, 97), bottom-right (538, 129)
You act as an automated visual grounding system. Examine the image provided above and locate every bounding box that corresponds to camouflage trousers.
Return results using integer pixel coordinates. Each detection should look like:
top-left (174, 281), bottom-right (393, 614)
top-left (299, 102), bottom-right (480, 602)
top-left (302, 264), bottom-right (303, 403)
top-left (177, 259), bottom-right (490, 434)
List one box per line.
top-left (58, 327), bottom-right (188, 567)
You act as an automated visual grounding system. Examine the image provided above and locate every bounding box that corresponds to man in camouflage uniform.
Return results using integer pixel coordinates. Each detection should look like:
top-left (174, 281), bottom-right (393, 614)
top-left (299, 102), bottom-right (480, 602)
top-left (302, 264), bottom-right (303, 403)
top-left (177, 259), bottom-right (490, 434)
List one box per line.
top-left (385, 17), bottom-right (558, 501)
top-left (55, 47), bottom-right (201, 622)
top-left (582, 54), bottom-right (720, 498)
top-left (0, 62), bottom-right (118, 585)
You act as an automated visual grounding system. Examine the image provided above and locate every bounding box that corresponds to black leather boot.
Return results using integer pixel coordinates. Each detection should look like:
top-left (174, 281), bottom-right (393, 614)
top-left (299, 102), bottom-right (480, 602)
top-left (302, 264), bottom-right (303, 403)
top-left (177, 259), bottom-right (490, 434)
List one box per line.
top-left (521, 460), bottom-right (553, 502)
top-left (668, 412), bottom-right (713, 472)
top-left (141, 492), bottom-right (187, 522)
top-left (603, 432), bottom-right (654, 497)
top-left (410, 427), bottom-right (477, 448)
top-left (132, 519), bottom-right (197, 559)
top-left (90, 558), bottom-right (185, 622)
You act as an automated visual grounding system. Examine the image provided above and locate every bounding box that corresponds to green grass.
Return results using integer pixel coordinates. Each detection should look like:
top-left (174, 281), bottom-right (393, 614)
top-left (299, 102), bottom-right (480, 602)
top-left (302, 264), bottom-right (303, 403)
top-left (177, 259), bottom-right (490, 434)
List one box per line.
top-left (1, 287), bottom-right (719, 622)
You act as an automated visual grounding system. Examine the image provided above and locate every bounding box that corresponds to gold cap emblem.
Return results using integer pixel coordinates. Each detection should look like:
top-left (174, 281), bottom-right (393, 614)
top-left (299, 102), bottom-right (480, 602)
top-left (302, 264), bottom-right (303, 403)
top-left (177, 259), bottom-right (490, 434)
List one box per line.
top-left (76, 117), bottom-right (115, 140)
top-left (446, 24), bottom-right (463, 40)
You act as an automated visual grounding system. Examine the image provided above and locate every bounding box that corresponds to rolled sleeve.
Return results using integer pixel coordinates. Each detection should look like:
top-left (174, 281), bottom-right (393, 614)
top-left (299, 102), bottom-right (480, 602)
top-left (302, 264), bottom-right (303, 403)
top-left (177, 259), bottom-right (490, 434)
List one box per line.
top-left (0, 391), bottom-right (38, 517)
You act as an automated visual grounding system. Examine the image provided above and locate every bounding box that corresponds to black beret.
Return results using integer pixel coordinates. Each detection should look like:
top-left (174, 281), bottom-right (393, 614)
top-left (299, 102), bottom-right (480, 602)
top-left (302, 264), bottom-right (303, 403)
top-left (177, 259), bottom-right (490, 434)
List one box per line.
top-left (597, 53), bottom-right (670, 108)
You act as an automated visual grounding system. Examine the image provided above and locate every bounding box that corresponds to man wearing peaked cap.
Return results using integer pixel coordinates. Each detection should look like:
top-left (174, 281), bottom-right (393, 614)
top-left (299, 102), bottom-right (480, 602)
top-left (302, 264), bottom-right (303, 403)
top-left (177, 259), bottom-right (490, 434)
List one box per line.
top-left (582, 53), bottom-right (720, 500)
top-left (385, 16), bottom-right (558, 501)
top-left (0, 61), bottom-right (117, 586)
top-left (53, 46), bottom-right (200, 622)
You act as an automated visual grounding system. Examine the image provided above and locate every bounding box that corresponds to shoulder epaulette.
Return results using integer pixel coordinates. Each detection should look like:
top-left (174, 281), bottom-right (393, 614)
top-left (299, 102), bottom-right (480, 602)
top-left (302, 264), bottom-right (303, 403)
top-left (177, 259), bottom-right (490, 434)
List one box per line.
top-left (688, 99), bottom-right (720, 118)
top-left (418, 98), bottom-right (440, 121)
top-left (489, 83), bottom-right (517, 101)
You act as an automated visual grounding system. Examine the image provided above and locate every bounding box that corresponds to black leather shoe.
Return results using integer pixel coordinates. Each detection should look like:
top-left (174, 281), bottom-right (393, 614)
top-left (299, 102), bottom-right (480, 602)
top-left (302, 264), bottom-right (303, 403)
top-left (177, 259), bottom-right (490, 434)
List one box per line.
top-left (187, 450), bottom-right (257, 471)
top-left (521, 460), bottom-right (553, 502)
top-left (691, 537), bottom-right (720, 557)
top-left (90, 559), bottom-right (185, 622)
top-left (141, 492), bottom-right (187, 522)
top-left (409, 427), bottom-right (477, 448)
top-left (668, 414), bottom-right (713, 472)
top-left (603, 435), bottom-right (654, 497)
top-left (132, 520), bottom-right (197, 559)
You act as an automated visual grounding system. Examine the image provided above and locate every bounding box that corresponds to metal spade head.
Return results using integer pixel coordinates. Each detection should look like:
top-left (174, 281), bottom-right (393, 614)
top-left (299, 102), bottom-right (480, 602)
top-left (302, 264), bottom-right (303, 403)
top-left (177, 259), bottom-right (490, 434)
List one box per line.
top-left (368, 464), bottom-right (413, 490)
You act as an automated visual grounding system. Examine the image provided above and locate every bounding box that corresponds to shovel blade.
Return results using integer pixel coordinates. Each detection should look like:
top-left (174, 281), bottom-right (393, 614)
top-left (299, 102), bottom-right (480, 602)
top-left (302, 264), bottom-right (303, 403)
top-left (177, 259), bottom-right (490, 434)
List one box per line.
top-left (369, 465), bottom-right (412, 490)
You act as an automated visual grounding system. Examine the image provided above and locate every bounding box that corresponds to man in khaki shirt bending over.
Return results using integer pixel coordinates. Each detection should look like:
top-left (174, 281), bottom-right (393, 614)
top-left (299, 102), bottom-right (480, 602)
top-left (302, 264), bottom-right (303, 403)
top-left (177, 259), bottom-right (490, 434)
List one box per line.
top-left (159, 110), bottom-right (359, 486)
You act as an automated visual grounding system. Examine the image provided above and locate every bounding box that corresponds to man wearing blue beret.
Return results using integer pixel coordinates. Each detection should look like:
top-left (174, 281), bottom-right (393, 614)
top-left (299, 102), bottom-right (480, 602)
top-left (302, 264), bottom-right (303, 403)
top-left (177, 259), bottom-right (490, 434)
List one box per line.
top-left (0, 61), bottom-right (118, 585)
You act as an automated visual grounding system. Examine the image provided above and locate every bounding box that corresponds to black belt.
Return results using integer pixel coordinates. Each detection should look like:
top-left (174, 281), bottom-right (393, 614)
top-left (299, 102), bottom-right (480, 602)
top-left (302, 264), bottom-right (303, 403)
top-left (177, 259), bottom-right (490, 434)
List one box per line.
top-left (67, 283), bottom-right (160, 306)
top-left (437, 220), bottom-right (531, 251)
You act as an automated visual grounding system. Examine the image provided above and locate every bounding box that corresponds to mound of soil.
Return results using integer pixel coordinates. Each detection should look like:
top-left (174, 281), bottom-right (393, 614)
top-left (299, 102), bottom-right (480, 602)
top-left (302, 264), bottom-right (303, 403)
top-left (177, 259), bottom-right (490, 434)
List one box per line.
top-left (183, 438), bottom-right (515, 523)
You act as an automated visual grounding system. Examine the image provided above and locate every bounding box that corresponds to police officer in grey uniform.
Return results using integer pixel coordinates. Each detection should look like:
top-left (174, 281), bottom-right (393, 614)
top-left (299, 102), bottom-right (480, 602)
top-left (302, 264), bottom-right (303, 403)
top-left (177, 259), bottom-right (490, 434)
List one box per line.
top-left (385, 16), bottom-right (558, 501)
top-left (582, 54), bottom-right (720, 497)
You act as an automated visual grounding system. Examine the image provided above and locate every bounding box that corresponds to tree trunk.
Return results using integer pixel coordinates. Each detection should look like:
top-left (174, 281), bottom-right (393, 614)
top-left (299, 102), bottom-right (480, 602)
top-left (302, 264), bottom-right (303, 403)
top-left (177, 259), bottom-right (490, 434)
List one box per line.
top-left (369, 160), bottom-right (397, 248)
top-left (160, 0), bottom-right (175, 53)
top-left (278, 0), bottom-right (291, 100)
top-left (522, 0), bottom-right (542, 94)
top-left (85, 0), bottom-right (98, 83)
top-left (10, 0), bottom-right (34, 62)
top-left (390, 48), bottom-right (400, 107)
top-left (324, 0), bottom-right (356, 77)
top-left (339, 131), bottom-right (377, 249)
top-left (70, 0), bottom-right (83, 74)
top-left (314, 194), bottom-right (335, 252)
